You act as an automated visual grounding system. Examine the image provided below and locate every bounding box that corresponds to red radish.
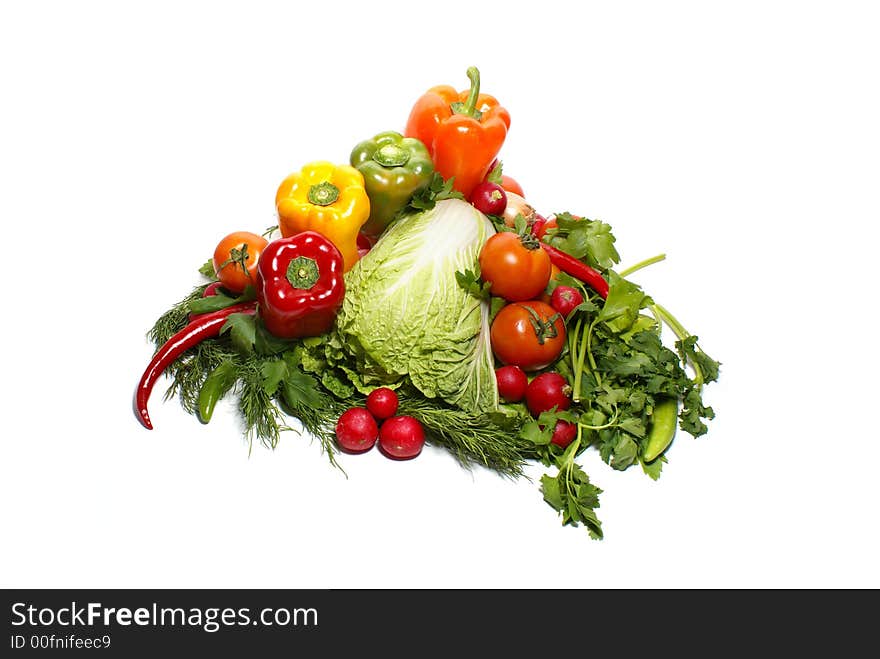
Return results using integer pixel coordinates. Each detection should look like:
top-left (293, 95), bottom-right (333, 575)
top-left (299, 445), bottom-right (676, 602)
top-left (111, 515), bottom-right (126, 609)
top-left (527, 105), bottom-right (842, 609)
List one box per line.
top-left (357, 232), bottom-right (374, 258)
top-left (469, 181), bottom-right (508, 216)
top-left (495, 365), bottom-right (528, 402)
top-left (379, 416), bottom-right (425, 460)
top-left (366, 387), bottom-right (399, 420)
top-left (335, 408), bottom-right (379, 453)
top-left (550, 420), bottom-right (578, 448)
top-left (525, 372), bottom-right (571, 416)
top-left (202, 281), bottom-right (224, 298)
top-left (550, 286), bottom-right (584, 317)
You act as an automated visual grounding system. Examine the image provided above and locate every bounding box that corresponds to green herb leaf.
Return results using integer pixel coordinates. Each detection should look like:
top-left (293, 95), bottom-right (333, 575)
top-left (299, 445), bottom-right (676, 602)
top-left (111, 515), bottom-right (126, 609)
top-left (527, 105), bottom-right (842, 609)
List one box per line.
top-left (260, 359), bottom-right (288, 396)
top-left (455, 268), bottom-right (492, 300)
top-left (540, 449), bottom-right (604, 540)
top-left (640, 454), bottom-right (666, 481)
top-left (487, 160), bottom-right (503, 184)
top-left (187, 286), bottom-right (256, 315)
top-left (409, 172), bottom-right (464, 211)
top-left (540, 474), bottom-right (564, 509)
top-left (547, 213), bottom-right (620, 270)
top-left (280, 355), bottom-right (328, 410)
top-left (199, 260), bottom-right (217, 279)
top-left (221, 313), bottom-right (257, 354)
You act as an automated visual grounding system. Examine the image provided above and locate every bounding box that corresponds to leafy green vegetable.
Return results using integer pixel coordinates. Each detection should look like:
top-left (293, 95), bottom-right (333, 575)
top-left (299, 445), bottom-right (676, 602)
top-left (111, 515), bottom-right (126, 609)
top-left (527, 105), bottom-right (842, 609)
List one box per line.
top-left (336, 199), bottom-right (499, 414)
top-left (408, 172), bottom-right (465, 211)
top-left (455, 267), bottom-right (492, 301)
top-left (545, 213), bottom-right (620, 270)
top-left (540, 435), bottom-right (604, 540)
top-left (187, 286), bottom-right (255, 315)
top-left (221, 313), bottom-right (257, 354)
top-left (143, 190), bottom-right (721, 542)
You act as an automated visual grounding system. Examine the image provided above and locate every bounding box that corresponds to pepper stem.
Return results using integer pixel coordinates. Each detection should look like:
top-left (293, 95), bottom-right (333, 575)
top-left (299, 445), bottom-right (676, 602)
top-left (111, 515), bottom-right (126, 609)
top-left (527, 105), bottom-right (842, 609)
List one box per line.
top-left (308, 181), bottom-right (340, 206)
top-left (450, 66), bottom-right (483, 120)
top-left (286, 256), bottom-right (320, 290)
top-left (373, 143), bottom-right (411, 167)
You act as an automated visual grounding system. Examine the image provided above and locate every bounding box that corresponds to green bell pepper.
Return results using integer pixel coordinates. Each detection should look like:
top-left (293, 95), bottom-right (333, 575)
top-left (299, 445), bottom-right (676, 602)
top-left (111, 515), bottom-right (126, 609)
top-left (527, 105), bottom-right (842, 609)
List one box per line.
top-left (350, 131), bottom-right (434, 237)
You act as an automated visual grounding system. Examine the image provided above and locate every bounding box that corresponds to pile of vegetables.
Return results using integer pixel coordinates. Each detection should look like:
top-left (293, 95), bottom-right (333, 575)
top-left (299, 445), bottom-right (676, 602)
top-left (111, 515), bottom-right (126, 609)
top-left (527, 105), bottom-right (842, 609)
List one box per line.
top-left (135, 67), bottom-right (719, 539)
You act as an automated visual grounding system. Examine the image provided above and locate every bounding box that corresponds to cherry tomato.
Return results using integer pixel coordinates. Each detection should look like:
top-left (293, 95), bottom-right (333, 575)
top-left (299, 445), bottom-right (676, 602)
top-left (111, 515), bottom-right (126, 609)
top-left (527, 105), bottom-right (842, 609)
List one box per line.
top-left (500, 174), bottom-right (524, 198)
top-left (551, 285), bottom-right (584, 318)
top-left (479, 232), bottom-right (551, 302)
top-left (212, 231), bottom-right (268, 294)
top-left (490, 301), bottom-right (566, 371)
top-left (469, 181), bottom-right (508, 216)
top-left (366, 387), bottom-right (399, 420)
top-left (495, 365), bottom-right (528, 402)
top-left (525, 372), bottom-right (572, 416)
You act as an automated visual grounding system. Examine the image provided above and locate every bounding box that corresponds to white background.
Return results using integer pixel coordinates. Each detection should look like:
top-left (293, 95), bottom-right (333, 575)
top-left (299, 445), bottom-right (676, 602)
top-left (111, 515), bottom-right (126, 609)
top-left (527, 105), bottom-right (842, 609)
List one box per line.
top-left (1, 0), bottom-right (877, 589)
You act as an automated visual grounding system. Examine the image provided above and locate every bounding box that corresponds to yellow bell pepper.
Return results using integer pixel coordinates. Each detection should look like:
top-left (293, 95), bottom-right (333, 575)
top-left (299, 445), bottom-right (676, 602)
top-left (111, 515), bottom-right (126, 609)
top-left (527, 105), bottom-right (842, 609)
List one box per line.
top-left (275, 161), bottom-right (370, 273)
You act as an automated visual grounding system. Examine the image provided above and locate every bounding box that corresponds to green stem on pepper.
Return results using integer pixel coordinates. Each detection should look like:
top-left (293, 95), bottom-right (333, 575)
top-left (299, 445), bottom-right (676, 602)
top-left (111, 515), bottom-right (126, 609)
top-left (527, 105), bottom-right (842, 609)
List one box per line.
top-left (450, 66), bottom-right (483, 120)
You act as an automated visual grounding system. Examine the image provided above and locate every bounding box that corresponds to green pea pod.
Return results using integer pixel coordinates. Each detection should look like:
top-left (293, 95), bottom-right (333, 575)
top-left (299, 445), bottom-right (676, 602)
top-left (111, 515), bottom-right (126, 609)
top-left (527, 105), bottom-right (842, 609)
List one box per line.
top-left (197, 359), bottom-right (238, 424)
top-left (642, 397), bottom-right (679, 462)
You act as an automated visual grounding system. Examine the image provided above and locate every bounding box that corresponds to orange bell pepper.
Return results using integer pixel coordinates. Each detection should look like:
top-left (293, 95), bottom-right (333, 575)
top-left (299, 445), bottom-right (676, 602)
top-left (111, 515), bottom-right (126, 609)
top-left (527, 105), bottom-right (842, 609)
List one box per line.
top-left (405, 67), bottom-right (511, 198)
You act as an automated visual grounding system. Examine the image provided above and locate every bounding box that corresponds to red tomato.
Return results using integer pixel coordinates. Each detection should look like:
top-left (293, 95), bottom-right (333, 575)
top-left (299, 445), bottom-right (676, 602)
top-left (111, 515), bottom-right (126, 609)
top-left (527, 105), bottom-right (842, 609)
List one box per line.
top-left (212, 231), bottom-right (268, 294)
top-left (490, 301), bottom-right (566, 371)
top-left (500, 175), bottom-right (524, 198)
top-left (479, 232), bottom-right (551, 302)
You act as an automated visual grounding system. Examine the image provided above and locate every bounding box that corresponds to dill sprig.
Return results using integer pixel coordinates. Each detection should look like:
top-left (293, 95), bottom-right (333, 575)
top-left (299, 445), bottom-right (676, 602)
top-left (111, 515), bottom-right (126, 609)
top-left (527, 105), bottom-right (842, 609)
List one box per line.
top-left (397, 391), bottom-right (533, 477)
top-left (147, 284), bottom-right (208, 348)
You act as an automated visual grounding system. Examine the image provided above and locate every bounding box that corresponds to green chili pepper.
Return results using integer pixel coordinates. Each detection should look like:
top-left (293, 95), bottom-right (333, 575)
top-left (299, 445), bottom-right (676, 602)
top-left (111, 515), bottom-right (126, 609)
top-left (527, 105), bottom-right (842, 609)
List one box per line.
top-left (642, 397), bottom-right (679, 462)
top-left (197, 359), bottom-right (238, 424)
top-left (350, 130), bottom-right (434, 237)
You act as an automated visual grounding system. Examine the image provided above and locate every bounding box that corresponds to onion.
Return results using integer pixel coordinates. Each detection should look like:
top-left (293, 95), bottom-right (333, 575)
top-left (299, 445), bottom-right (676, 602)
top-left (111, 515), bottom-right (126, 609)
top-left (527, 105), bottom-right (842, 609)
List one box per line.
top-left (501, 191), bottom-right (538, 227)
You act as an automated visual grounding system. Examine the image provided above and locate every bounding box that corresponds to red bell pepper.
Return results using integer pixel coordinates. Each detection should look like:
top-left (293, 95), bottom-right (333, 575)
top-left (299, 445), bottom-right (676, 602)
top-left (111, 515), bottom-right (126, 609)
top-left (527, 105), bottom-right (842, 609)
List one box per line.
top-left (256, 231), bottom-right (346, 339)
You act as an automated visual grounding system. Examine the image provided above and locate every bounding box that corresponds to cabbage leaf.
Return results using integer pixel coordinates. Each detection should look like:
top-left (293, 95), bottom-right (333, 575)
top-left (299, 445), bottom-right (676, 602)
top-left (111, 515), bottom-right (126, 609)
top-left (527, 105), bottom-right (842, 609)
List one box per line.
top-left (335, 199), bottom-right (498, 414)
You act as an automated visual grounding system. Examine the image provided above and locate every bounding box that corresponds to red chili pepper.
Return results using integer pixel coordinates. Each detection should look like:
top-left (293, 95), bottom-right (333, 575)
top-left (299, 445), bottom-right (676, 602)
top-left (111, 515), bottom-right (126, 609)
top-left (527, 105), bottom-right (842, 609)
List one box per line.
top-left (135, 302), bottom-right (256, 430)
top-left (540, 243), bottom-right (609, 299)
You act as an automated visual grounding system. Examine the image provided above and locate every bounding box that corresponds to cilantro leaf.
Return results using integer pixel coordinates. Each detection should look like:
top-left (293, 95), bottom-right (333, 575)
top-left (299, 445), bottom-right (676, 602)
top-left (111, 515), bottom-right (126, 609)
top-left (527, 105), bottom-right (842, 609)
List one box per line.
top-left (640, 454), bottom-right (667, 481)
top-left (540, 440), bottom-right (604, 540)
top-left (409, 172), bottom-right (464, 211)
top-left (455, 268), bottom-right (492, 300)
top-left (546, 213), bottom-right (620, 270)
top-left (199, 260), bottom-right (217, 279)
